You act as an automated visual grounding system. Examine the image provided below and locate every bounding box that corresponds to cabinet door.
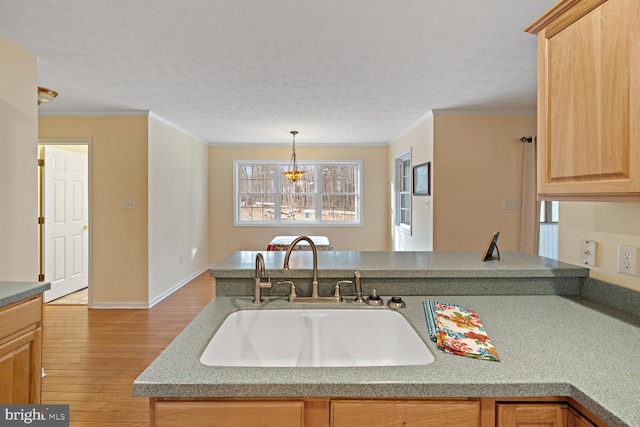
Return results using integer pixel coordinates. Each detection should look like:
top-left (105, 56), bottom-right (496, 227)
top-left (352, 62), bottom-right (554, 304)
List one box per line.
top-left (497, 403), bottom-right (567, 427)
top-left (532, 0), bottom-right (640, 200)
top-left (154, 400), bottom-right (305, 427)
top-left (331, 399), bottom-right (479, 427)
top-left (0, 329), bottom-right (41, 404)
top-left (568, 407), bottom-right (596, 427)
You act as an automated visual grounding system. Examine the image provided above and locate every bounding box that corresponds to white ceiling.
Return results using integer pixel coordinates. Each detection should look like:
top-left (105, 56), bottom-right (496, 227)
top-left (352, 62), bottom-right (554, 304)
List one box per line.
top-left (0, 0), bottom-right (556, 145)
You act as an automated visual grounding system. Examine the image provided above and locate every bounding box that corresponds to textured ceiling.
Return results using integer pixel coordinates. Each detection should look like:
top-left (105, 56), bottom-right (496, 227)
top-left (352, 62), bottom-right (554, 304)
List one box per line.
top-left (0, 0), bottom-right (556, 145)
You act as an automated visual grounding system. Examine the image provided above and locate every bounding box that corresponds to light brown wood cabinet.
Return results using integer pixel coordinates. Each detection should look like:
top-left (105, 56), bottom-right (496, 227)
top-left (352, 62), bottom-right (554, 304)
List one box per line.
top-left (568, 407), bottom-right (598, 427)
top-left (150, 397), bottom-right (607, 427)
top-left (496, 403), bottom-right (567, 427)
top-left (151, 398), bottom-right (479, 427)
top-left (490, 401), bottom-right (603, 427)
top-left (330, 399), bottom-right (479, 427)
top-left (0, 295), bottom-right (43, 404)
top-left (152, 398), bottom-right (332, 427)
top-left (526, 0), bottom-right (640, 201)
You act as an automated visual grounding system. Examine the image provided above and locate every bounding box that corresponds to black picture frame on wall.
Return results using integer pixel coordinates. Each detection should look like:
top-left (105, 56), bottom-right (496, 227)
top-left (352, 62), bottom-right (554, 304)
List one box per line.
top-left (412, 162), bottom-right (430, 195)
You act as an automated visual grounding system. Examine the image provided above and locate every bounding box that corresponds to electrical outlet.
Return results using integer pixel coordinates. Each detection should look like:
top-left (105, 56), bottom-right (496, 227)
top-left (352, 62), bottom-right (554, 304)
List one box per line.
top-left (617, 245), bottom-right (639, 276)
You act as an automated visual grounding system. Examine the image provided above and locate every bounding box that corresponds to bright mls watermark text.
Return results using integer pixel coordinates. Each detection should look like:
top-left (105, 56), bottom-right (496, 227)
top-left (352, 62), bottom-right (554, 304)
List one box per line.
top-left (0, 405), bottom-right (69, 426)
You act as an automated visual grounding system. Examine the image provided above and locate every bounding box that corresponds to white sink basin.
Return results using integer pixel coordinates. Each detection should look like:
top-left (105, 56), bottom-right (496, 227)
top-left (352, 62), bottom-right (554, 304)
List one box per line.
top-left (200, 309), bottom-right (434, 367)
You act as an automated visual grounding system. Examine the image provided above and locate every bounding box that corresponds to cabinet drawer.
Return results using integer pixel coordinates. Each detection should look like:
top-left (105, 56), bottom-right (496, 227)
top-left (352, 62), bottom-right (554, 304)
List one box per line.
top-left (0, 296), bottom-right (42, 343)
top-left (154, 400), bottom-right (305, 427)
top-left (331, 399), bottom-right (479, 426)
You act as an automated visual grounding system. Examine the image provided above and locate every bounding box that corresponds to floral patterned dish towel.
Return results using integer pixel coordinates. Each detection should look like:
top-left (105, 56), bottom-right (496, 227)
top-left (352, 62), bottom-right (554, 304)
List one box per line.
top-left (422, 300), bottom-right (461, 342)
top-left (424, 301), bottom-right (500, 362)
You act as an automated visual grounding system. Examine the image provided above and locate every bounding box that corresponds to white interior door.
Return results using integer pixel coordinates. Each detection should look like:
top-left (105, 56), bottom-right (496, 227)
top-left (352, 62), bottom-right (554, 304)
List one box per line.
top-left (43, 146), bottom-right (89, 302)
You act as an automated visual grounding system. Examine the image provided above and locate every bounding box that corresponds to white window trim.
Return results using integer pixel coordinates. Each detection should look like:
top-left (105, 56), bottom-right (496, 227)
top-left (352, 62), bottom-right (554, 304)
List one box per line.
top-left (395, 150), bottom-right (412, 235)
top-left (233, 159), bottom-right (363, 227)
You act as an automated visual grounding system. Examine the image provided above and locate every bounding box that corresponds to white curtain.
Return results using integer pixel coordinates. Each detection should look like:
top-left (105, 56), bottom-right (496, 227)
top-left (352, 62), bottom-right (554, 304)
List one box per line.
top-left (519, 138), bottom-right (540, 254)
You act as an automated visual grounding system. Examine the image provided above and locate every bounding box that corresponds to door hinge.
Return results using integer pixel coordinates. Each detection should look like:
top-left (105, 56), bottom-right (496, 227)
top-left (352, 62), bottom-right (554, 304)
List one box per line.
top-left (38, 216), bottom-right (45, 225)
top-left (38, 274), bottom-right (45, 282)
top-left (38, 159), bottom-right (44, 167)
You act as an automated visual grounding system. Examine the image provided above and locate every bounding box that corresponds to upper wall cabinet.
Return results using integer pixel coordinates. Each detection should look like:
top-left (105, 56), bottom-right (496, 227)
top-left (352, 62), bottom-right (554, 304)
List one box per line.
top-left (526, 0), bottom-right (640, 201)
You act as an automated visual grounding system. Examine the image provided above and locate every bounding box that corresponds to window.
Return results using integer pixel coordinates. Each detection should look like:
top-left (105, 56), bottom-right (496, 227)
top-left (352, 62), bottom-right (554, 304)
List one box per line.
top-left (539, 200), bottom-right (559, 223)
top-left (234, 160), bottom-right (361, 226)
top-left (539, 201), bottom-right (559, 259)
top-left (395, 152), bottom-right (411, 233)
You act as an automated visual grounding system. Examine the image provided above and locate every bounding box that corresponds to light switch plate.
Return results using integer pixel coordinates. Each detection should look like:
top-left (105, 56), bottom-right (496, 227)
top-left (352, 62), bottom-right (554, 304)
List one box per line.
top-left (579, 239), bottom-right (597, 267)
top-left (503, 199), bottom-right (522, 210)
top-left (121, 199), bottom-right (135, 209)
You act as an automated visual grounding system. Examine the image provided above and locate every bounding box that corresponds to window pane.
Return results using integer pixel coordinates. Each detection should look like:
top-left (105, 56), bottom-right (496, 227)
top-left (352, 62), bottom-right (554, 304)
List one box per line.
top-left (239, 164), bottom-right (276, 222)
top-left (281, 193), bottom-right (315, 221)
top-left (240, 165), bottom-right (275, 193)
top-left (323, 165), bottom-right (356, 193)
top-left (402, 159), bottom-right (411, 191)
top-left (400, 193), bottom-right (411, 226)
top-left (240, 194), bottom-right (275, 221)
top-left (322, 194), bottom-right (356, 221)
top-left (551, 201), bottom-right (559, 222)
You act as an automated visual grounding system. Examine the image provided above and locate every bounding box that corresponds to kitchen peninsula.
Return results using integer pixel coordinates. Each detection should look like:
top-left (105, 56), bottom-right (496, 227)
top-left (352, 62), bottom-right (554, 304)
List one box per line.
top-left (134, 251), bottom-right (640, 427)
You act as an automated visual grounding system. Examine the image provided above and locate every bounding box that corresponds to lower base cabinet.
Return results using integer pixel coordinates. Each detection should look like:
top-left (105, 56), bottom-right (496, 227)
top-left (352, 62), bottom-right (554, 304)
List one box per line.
top-left (150, 397), bottom-right (605, 427)
top-left (153, 400), bottom-right (307, 427)
top-left (0, 295), bottom-right (43, 404)
top-left (493, 402), bottom-right (601, 427)
top-left (497, 403), bottom-right (567, 427)
top-left (568, 407), bottom-right (598, 427)
top-left (331, 399), bottom-right (479, 427)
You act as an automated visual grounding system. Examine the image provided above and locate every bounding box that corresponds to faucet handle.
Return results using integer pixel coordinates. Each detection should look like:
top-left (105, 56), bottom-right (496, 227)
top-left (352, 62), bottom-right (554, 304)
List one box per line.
top-left (276, 280), bottom-right (297, 302)
top-left (334, 280), bottom-right (353, 303)
top-left (258, 274), bottom-right (272, 287)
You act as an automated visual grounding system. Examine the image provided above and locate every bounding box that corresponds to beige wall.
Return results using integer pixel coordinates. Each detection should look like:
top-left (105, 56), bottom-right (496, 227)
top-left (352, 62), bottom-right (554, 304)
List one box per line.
top-left (0, 37), bottom-right (38, 281)
top-left (39, 116), bottom-right (149, 305)
top-left (388, 114), bottom-right (434, 251)
top-left (433, 114), bottom-right (537, 251)
top-left (148, 116), bottom-right (209, 303)
top-left (559, 202), bottom-right (640, 291)
top-left (208, 145), bottom-right (389, 264)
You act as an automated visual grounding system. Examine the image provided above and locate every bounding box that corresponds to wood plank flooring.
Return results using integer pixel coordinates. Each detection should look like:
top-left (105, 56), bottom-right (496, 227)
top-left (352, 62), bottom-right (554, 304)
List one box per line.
top-left (41, 271), bottom-right (216, 427)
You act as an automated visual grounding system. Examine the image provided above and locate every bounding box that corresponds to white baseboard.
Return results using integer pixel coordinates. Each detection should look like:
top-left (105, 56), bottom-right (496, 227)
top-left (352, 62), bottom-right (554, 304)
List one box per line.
top-left (88, 266), bottom-right (212, 309)
top-left (89, 301), bottom-right (151, 309)
top-left (147, 266), bottom-right (211, 308)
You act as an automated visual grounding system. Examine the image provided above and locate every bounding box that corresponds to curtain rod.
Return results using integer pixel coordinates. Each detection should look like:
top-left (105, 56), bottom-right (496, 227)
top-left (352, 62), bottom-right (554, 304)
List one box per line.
top-left (520, 136), bottom-right (535, 143)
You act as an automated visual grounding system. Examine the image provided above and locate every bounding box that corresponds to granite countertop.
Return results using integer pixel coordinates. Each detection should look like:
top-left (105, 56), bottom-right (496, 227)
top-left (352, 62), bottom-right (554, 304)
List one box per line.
top-left (0, 281), bottom-right (51, 307)
top-left (211, 251), bottom-right (588, 279)
top-left (133, 294), bottom-right (640, 427)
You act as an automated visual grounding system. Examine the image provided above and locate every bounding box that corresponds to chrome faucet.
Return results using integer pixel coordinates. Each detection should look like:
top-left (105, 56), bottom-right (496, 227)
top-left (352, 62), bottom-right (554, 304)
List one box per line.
top-left (253, 253), bottom-right (272, 304)
top-left (282, 236), bottom-right (337, 303)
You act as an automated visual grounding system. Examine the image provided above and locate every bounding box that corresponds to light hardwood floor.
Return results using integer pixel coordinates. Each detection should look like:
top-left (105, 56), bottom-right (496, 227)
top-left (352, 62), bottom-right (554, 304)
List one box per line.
top-left (42, 271), bottom-right (216, 427)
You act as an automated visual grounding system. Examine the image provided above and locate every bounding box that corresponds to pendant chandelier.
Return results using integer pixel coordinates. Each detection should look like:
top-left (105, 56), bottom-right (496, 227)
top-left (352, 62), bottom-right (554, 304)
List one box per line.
top-left (283, 130), bottom-right (305, 182)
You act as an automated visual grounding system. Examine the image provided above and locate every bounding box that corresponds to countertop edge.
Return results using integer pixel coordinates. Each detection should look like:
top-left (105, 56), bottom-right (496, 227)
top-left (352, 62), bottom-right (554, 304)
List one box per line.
top-left (0, 282), bottom-right (51, 307)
